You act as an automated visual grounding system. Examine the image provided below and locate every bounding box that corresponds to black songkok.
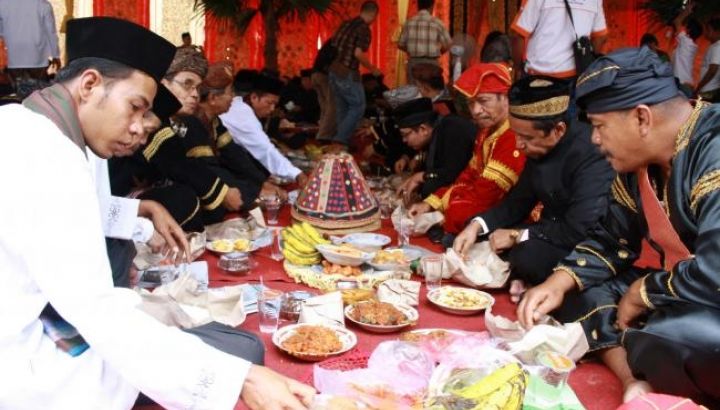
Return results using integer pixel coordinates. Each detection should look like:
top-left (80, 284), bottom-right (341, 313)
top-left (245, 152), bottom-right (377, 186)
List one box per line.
top-left (66, 17), bottom-right (175, 84)
top-left (233, 69), bottom-right (258, 94)
top-left (392, 97), bottom-right (437, 128)
top-left (251, 73), bottom-right (284, 96)
top-left (575, 46), bottom-right (680, 114)
top-left (152, 84), bottom-right (181, 123)
top-left (508, 76), bottom-right (572, 120)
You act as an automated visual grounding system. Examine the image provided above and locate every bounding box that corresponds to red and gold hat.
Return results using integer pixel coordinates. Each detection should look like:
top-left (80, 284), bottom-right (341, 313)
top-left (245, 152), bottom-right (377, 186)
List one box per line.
top-left (454, 63), bottom-right (512, 98)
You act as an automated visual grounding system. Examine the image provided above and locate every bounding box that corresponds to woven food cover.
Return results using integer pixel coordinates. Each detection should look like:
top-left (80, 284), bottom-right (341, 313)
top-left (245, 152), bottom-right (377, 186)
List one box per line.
top-left (292, 153), bottom-right (380, 234)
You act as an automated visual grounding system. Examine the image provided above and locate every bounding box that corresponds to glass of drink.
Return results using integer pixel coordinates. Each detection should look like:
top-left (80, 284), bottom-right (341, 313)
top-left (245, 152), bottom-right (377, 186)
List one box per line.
top-left (270, 229), bottom-right (284, 261)
top-left (258, 288), bottom-right (284, 334)
top-left (421, 255), bottom-right (443, 291)
top-left (262, 196), bottom-right (282, 225)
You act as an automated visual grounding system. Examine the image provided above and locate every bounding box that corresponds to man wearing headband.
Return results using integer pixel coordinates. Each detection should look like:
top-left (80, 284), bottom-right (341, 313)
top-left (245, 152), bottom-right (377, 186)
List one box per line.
top-left (393, 96), bottom-right (477, 203)
top-left (519, 47), bottom-right (720, 406)
top-left (408, 63), bottom-right (525, 236)
top-left (220, 71), bottom-right (309, 188)
top-left (111, 48), bottom-right (246, 230)
top-left (453, 76), bottom-right (614, 302)
top-left (0, 17), bottom-right (314, 409)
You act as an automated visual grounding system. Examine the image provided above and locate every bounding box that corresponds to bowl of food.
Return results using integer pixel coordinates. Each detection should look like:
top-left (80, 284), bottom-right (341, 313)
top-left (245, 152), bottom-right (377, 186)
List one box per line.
top-left (368, 248), bottom-right (422, 271)
top-left (207, 238), bottom-right (257, 254)
top-left (316, 244), bottom-right (375, 267)
top-left (334, 233), bottom-right (391, 252)
top-left (340, 288), bottom-right (376, 305)
top-left (273, 324), bottom-right (356, 362)
top-left (217, 252), bottom-right (251, 274)
top-left (427, 286), bottom-right (494, 315)
top-left (344, 300), bottom-right (418, 333)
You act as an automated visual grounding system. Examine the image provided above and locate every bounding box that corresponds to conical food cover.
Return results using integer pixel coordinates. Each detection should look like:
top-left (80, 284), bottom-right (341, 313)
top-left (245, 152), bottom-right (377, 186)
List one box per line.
top-left (291, 153), bottom-right (380, 234)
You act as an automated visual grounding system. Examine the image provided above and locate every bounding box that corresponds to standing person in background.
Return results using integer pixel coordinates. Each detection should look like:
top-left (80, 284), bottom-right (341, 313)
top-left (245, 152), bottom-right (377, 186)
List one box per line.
top-left (0, 0), bottom-right (60, 83)
top-left (398, 0), bottom-right (452, 82)
top-left (671, 1), bottom-right (702, 95)
top-left (327, 0), bottom-right (382, 149)
top-left (696, 17), bottom-right (720, 102)
top-left (311, 39), bottom-right (338, 142)
top-left (178, 31), bottom-right (203, 55)
top-left (510, 0), bottom-right (607, 79)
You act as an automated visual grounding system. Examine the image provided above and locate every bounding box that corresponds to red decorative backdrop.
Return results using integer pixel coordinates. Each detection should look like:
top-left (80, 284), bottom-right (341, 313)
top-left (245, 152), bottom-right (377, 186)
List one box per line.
top-left (93, 0), bottom-right (149, 28)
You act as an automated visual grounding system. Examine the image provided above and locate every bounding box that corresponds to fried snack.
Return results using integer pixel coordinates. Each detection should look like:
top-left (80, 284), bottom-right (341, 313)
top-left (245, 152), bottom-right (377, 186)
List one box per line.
top-left (281, 325), bottom-right (343, 355)
top-left (325, 244), bottom-right (363, 257)
top-left (211, 239), bottom-right (234, 252)
top-left (233, 238), bottom-right (250, 251)
top-left (341, 288), bottom-right (375, 305)
top-left (350, 301), bottom-right (407, 326)
top-left (437, 288), bottom-right (488, 309)
top-left (373, 249), bottom-right (406, 264)
top-left (400, 329), bottom-right (453, 343)
top-left (322, 260), bottom-right (363, 276)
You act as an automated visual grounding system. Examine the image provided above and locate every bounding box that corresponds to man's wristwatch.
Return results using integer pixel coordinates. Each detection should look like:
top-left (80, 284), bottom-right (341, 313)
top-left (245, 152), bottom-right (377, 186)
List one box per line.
top-left (509, 229), bottom-right (522, 244)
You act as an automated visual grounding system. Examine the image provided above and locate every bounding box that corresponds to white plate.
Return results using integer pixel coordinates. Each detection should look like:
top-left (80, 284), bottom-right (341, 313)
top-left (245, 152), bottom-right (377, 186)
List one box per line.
top-left (368, 248), bottom-right (423, 271)
top-left (272, 324), bottom-right (357, 362)
top-left (332, 233), bottom-right (391, 252)
top-left (344, 302), bottom-right (418, 333)
top-left (316, 244), bottom-right (375, 267)
top-left (427, 286), bottom-right (494, 316)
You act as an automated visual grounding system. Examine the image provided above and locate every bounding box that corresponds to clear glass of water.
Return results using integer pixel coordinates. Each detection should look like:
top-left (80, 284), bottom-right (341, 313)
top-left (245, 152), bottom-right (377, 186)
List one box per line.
top-left (421, 255), bottom-right (443, 291)
top-left (263, 196), bottom-right (282, 225)
top-left (258, 288), bottom-right (284, 334)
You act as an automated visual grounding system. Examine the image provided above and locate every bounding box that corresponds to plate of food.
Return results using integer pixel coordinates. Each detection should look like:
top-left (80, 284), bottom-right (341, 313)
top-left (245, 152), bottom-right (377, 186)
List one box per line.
top-left (399, 328), bottom-right (467, 343)
top-left (313, 261), bottom-right (373, 277)
top-left (368, 248), bottom-right (422, 271)
top-left (332, 233), bottom-right (391, 252)
top-left (272, 324), bottom-right (356, 362)
top-left (316, 244), bottom-right (375, 267)
top-left (344, 300), bottom-right (418, 333)
top-left (427, 286), bottom-right (494, 315)
top-left (206, 238), bottom-right (255, 254)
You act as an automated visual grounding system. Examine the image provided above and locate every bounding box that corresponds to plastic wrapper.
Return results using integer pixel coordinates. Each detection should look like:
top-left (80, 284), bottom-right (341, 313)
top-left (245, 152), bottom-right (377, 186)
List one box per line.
top-left (443, 242), bottom-right (509, 286)
top-left (377, 279), bottom-right (420, 306)
top-left (391, 206), bottom-right (444, 237)
top-left (313, 341), bottom-right (433, 409)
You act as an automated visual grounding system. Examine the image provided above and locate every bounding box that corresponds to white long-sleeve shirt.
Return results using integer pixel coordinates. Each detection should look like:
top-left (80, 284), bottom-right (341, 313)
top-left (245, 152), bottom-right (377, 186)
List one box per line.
top-left (220, 96), bottom-right (302, 180)
top-left (0, 0), bottom-right (60, 68)
top-left (88, 149), bottom-right (154, 243)
top-left (0, 104), bottom-right (248, 409)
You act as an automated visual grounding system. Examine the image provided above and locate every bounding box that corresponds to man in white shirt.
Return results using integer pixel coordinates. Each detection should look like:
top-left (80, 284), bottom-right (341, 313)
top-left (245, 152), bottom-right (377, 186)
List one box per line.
top-left (697, 17), bottom-right (720, 102)
top-left (0, 17), bottom-right (314, 409)
top-left (221, 71), bottom-right (308, 187)
top-left (510, 0), bottom-right (607, 79)
top-left (671, 4), bottom-right (702, 90)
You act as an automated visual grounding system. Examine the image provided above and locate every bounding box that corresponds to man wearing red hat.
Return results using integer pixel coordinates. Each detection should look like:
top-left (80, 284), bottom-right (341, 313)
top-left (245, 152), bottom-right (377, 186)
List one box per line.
top-left (410, 63), bottom-right (525, 235)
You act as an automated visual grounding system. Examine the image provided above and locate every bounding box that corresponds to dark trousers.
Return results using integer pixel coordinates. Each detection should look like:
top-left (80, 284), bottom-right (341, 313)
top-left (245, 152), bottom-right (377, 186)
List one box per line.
top-left (106, 238), bottom-right (136, 288)
top-left (506, 239), bottom-right (571, 285)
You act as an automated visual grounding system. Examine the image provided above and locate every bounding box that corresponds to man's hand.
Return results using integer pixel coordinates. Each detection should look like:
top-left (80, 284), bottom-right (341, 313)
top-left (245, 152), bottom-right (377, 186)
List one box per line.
top-left (489, 229), bottom-right (519, 253)
top-left (617, 278), bottom-right (650, 331)
top-left (296, 172), bottom-right (309, 189)
top-left (147, 230), bottom-right (167, 254)
top-left (394, 155), bottom-right (410, 174)
top-left (408, 202), bottom-right (432, 217)
top-left (223, 187), bottom-right (244, 211)
top-left (396, 172), bottom-right (424, 197)
top-left (138, 200), bottom-right (190, 264)
top-left (238, 365), bottom-right (316, 410)
top-left (262, 182), bottom-right (288, 202)
top-left (453, 220), bottom-right (482, 255)
top-left (517, 270), bottom-right (577, 329)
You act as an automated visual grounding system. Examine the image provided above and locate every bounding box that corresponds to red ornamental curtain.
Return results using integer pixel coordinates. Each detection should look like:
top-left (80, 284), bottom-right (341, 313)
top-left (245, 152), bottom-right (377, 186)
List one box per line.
top-left (93, 0), bottom-right (149, 28)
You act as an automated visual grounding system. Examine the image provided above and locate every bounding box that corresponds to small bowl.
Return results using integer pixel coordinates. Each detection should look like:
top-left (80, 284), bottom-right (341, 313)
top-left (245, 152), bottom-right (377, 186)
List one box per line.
top-left (273, 324), bottom-right (357, 362)
top-left (427, 286), bottom-right (494, 316)
top-left (315, 244), bottom-right (375, 267)
top-left (217, 252), bottom-right (250, 274)
top-left (368, 248), bottom-right (423, 271)
top-left (344, 301), bottom-right (418, 333)
top-left (280, 290), bottom-right (316, 321)
top-left (334, 233), bottom-right (391, 252)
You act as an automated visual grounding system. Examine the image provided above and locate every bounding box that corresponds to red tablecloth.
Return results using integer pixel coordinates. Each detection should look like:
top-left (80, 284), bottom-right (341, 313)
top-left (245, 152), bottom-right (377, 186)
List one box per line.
top-left (139, 205), bottom-right (623, 410)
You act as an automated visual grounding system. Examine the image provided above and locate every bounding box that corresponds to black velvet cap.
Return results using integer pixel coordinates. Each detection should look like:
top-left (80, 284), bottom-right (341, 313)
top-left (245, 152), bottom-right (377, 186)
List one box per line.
top-left (575, 46), bottom-right (680, 114)
top-left (66, 17), bottom-right (175, 83)
top-left (233, 69), bottom-right (258, 94)
top-left (508, 76), bottom-right (572, 120)
top-left (251, 72), bottom-right (284, 96)
top-left (393, 97), bottom-right (437, 128)
top-left (152, 84), bottom-right (181, 123)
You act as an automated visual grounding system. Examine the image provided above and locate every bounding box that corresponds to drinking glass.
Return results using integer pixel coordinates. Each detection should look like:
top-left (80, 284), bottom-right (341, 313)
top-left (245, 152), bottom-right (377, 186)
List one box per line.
top-left (421, 255), bottom-right (443, 291)
top-left (397, 216), bottom-right (414, 247)
top-left (263, 196), bottom-right (282, 225)
top-left (258, 288), bottom-right (284, 334)
top-left (270, 229), bottom-right (284, 261)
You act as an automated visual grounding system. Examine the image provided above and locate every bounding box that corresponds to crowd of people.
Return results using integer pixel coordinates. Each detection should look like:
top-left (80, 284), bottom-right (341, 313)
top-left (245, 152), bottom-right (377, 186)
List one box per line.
top-left (1, 0), bottom-right (720, 408)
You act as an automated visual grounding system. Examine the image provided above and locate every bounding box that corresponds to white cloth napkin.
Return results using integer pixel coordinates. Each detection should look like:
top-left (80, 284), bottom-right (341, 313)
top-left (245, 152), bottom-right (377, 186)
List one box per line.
top-left (298, 291), bottom-right (345, 327)
top-left (377, 279), bottom-right (420, 306)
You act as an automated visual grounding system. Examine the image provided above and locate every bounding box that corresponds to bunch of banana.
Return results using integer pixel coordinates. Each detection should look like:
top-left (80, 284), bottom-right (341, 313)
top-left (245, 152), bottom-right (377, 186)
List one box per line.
top-left (281, 222), bottom-right (329, 265)
top-left (429, 363), bottom-right (527, 410)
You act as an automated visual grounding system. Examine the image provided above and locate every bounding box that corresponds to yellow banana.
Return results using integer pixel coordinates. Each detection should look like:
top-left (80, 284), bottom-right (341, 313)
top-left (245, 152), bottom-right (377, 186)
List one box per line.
top-left (285, 231), bottom-right (316, 254)
top-left (300, 222), bottom-right (330, 245)
top-left (288, 224), bottom-right (319, 248)
top-left (282, 247), bottom-right (320, 265)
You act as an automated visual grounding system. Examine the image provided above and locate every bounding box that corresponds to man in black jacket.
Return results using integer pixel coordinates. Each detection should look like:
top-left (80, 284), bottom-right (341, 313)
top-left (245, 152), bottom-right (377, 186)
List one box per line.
top-left (453, 76), bottom-right (615, 299)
